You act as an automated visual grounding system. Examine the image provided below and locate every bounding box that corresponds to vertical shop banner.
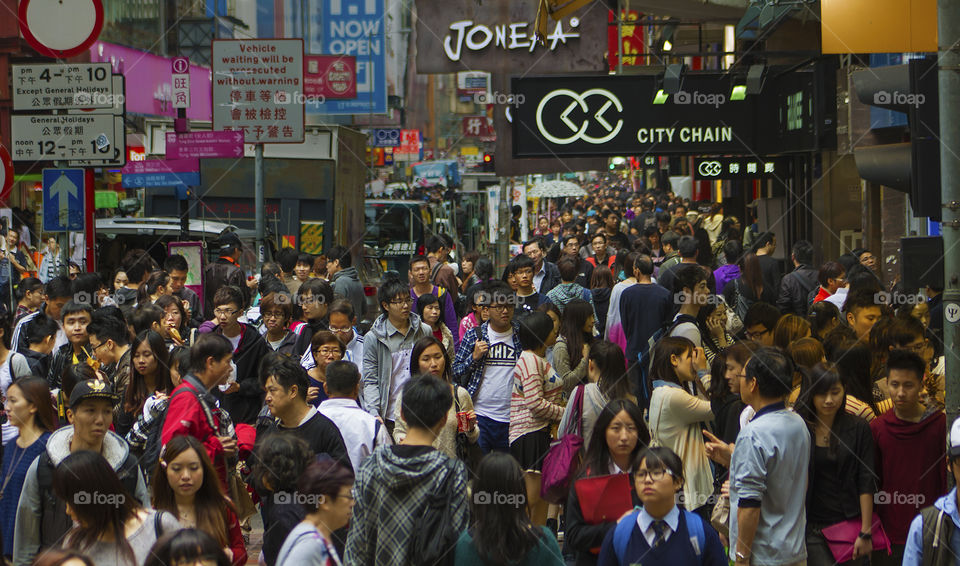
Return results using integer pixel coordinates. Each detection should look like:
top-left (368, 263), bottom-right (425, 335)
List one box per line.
top-left (310, 0), bottom-right (387, 115)
top-left (607, 10), bottom-right (644, 71)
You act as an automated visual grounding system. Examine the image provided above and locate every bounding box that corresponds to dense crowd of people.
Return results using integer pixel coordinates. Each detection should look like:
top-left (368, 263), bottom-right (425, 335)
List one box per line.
top-left (0, 184), bottom-right (950, 566)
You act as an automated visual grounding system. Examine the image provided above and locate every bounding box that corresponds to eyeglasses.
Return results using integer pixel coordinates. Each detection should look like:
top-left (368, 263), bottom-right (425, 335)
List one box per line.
top-left (314, 347), bottom-right (343, 356)
top-left (214, 308), bottom-right (238, 317)
top-left (487, 304), bottom-right (513, 312)
top-left (329, 326), bottom-right (352, 333)
top-left (89, 341), bottom-right (106, 353)
top-left (390, 298), bottom-right (414, 306)
top-left (636, 468), bottom-right (674, 482)
top-left (262, 311), bottom-right (285, 320)
top-left (744, 328), bottom-right (770, 340)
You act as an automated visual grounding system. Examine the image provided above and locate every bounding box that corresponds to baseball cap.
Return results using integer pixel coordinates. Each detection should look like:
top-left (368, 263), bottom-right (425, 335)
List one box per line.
top-left (217, 231), bottom-right (243, 253)
top-left (69, 379), bottom-right (118, 408)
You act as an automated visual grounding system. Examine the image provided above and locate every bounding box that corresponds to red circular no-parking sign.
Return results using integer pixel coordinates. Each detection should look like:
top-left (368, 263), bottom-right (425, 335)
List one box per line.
top-left (0, 146), bottom-right (14, 203)
top-left (19, 0), bottom-right (104, 59)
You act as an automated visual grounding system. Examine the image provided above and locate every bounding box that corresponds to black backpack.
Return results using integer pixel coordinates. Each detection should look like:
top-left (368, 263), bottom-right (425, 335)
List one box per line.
top-left (140, 386), bottom-right (207, 480)
top-left (409, 458), bottom-right (461, 566)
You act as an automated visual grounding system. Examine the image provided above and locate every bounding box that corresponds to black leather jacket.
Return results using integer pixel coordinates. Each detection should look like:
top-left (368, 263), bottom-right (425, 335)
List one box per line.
top-left (777, 264), bottom-right (818, 315)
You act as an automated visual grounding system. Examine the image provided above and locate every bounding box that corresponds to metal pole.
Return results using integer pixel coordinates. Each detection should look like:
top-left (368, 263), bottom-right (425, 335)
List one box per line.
top-left (497, 178), bottom-right (510, 271)
top-left (255, 143), bottom-right (265, 267)
top-left (939, 0), bottom-right (960, 430)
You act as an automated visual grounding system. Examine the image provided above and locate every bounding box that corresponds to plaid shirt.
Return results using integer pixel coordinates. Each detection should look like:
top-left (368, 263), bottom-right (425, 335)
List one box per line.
top-left (344, 446), bottom-right (469, 566)
top-left (452, 320), bottom-right (522, 396)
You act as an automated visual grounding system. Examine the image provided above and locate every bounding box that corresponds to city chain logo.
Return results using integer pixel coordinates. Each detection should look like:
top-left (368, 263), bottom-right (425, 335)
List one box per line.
top-left (473, 490), bottom-right (526, 508)
top-left (874, 490), bottom-right (925, 508)
top-left (474, 91), bottom-right (525, 106)
top-left (697, 160), bottom-right (723, 177)
top-left (536, 88), bottom-right (623, 145)
top-left (75, 491), bottom-right (126, 506)
top-left (874, 90), bottom-right (925, 108)
top-left (674, 90), bottom-right (726, 108)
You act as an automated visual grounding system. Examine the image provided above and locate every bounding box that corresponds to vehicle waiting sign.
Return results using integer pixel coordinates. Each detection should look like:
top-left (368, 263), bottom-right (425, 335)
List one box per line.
top-left (212, 39), bottom-right (305, 143)
top-left (11, 114), bottom-right (115, 161)
top-left (42, 168), bottom-right (85, 231)
top-left (13, 63), bottom-right (114, 110)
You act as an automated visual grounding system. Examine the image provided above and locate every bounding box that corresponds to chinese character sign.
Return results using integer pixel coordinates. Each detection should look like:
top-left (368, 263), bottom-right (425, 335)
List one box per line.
top-left (607, 10), bottom-right (645, 71)
top-left (212, 39), bottom-right (305, 143)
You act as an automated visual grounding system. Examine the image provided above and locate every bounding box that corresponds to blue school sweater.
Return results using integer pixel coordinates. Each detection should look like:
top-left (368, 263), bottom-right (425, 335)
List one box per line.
top-left (595, 510), bottom-right (727, 566)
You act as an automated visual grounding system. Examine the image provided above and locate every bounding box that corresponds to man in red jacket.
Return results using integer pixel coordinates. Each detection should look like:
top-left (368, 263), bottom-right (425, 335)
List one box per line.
top-left (161, 333), bottom-right (237, 488)
top-left (871, 349), bottom-right (946, 566)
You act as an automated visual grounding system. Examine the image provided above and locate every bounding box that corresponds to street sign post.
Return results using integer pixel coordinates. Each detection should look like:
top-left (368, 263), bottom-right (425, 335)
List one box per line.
top-left (11, 114), bottom-right (116, 161)
top-left (166, 131), bottom-right (244, 159)
top-left (13, 63), bottom-right (114, 110)
top-left (172, 56), bottom-right (190, 109)
top-left (121, 159), bottom-right (200, 188)
top-left (212, 39), bottom-right (305, 143)
top-left (42, 169), bottom-right (85, 231)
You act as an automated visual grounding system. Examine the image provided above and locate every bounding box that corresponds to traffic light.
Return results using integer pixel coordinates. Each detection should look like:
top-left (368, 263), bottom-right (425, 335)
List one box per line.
top-left (852, 58), bottom-right (940, 220)
top-left (482, 153), bottom-right (494, 172)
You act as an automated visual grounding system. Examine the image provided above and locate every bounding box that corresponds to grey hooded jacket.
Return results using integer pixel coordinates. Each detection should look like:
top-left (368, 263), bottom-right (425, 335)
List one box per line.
top-left (361, 312), bottom-right (432, 418)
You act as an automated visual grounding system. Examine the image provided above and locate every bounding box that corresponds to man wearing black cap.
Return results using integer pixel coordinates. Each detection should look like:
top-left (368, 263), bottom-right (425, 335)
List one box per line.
top-left (13, 379), bottom-right (150, 565)
top-left (203, 231), bottom-right (249, 320)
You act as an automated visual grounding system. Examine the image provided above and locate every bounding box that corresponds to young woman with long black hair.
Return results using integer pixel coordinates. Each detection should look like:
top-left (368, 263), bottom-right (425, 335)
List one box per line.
top-left (554, 299), bottom-right (595, 394)
top-left (795, 364), bottom-right (876, 565)
top-left (53, 451), bottom-right (181, 566)
top-left (0, 377), bottom-right (56, 559)
top-left (152, 435), bottom-right (247, 565)
top-left (394, 336), bottom-right (479, 458)
top-left (565, 400), bottom-right (649, 566)
top-left (455, 452), bottom-right (563, 565)
top-left (647, 336), bottom-right (714, 518)
top-left (558, 340), bottom-right (633, 451)
top-left (118, 330), bottom-right (172, 438)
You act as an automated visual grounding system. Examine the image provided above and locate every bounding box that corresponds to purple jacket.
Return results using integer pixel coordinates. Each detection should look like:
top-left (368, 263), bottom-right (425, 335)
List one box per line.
top-left (714, 264), bottom-right (741, 295)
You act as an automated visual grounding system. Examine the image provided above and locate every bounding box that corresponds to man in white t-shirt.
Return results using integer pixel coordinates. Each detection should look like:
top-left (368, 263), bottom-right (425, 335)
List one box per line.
top-left (452, 281), bottom-right (522, 453)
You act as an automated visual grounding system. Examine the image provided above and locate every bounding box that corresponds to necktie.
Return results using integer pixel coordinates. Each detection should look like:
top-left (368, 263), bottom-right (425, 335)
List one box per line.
top-left (652, 520), bottom-right (666, 547)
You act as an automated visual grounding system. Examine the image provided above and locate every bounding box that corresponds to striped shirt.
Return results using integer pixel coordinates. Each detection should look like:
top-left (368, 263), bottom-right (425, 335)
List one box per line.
top-left (508, 350), bottom-right (564, 445)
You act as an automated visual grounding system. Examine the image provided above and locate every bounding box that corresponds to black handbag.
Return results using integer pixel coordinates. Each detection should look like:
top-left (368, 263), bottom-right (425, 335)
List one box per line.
top-left (453, 386), bottom-right (483, 475)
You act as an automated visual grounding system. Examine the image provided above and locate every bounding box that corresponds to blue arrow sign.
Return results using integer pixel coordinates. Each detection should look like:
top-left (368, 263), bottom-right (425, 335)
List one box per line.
top-left (121, 171), bottom-right (200, 189)
top-left (42, 169), bottom-right (84, 232)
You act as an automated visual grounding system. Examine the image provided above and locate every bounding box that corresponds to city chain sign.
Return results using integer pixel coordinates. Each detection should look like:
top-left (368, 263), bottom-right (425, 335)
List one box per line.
top-left (512, 75), bottom-right (759, 157)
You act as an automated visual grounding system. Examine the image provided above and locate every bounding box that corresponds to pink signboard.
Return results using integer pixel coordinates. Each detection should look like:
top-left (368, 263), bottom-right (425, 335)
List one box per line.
top-left (166, 131), bottom-right (244, 159)
top-left (121, 158), bottom-right (200, 175)
top-left (89, 41), bottom-right (212, 121)
top-left (304, 55), bottom-right (357, 100)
